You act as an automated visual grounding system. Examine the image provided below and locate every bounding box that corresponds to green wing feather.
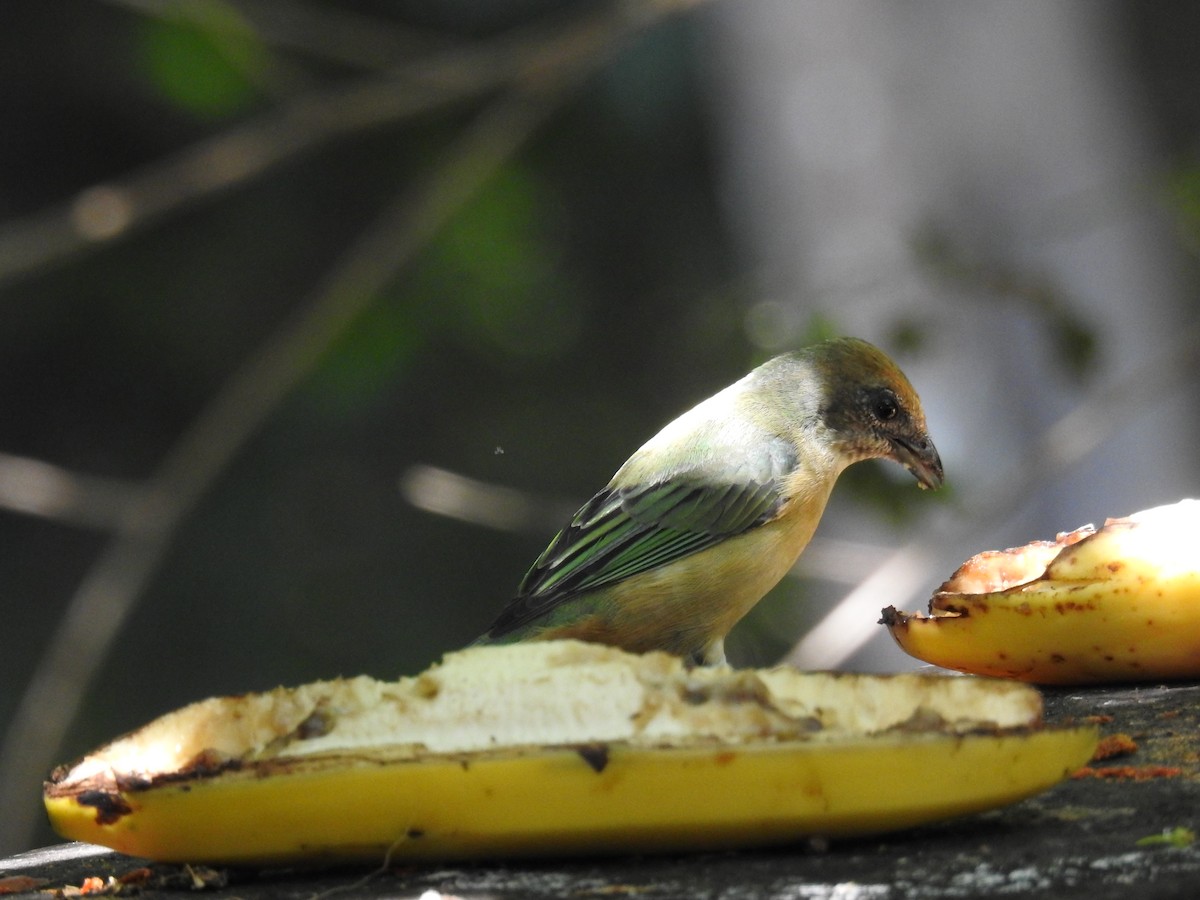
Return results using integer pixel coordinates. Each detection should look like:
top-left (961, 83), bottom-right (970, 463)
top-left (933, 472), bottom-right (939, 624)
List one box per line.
top-left (482, 445), bottom-right (793, 640)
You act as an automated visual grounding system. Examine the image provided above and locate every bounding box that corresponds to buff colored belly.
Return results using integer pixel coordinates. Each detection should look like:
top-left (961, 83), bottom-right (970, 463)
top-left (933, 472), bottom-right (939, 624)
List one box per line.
top-left (538, 500), bottom-right (827, 660)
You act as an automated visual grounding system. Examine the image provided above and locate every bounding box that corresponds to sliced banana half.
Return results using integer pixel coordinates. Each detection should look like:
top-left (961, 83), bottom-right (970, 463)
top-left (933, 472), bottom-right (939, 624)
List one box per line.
top-left (45, 641), bottom-right (1095, 864)
top-left (883, 499), bottom-right (1200, 684)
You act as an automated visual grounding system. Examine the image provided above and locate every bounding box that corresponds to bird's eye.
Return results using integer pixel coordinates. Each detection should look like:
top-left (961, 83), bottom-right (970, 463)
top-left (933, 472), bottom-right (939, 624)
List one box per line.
top-left (872, 392), bottom-right (899, 422)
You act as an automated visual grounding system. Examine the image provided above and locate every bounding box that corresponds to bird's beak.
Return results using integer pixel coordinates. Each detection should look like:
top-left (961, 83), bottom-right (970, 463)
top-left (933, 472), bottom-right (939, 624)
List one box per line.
top-left (889, 434), bottom-right (944, 491)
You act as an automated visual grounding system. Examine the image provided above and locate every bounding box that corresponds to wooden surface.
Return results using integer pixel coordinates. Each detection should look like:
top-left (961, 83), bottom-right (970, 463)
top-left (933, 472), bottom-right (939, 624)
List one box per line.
top-left (3, 682), bottom-right (1198, 899)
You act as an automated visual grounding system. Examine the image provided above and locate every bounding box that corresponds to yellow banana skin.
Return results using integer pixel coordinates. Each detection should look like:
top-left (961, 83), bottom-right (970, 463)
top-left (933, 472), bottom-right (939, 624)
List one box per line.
top-left (44, 642), bottom-right (1096, 865)
top-left (45, 730), bottom-right (1096, 865)
top-left (884, 500), bottom-right (1200, 684)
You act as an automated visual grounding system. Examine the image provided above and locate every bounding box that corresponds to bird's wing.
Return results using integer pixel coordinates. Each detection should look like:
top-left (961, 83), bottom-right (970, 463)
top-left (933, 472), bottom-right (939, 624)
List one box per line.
top-left (484, 442), bottom-right (794, 639)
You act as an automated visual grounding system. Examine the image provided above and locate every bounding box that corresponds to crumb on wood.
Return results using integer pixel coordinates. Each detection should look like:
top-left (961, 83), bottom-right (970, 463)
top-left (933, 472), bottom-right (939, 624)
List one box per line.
top-left (1072, 765), bottom-right (1183, 781)
top-left (1092, 732), bottom-right (1138, 761)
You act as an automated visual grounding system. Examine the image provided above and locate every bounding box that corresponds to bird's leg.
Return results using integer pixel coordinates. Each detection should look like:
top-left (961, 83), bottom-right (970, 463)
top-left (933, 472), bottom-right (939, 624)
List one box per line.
top-left (697, 637), bottom-right (727, 667)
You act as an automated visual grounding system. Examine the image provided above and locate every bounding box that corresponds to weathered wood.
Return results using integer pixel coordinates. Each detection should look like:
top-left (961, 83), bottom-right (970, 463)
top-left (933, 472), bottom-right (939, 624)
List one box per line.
top-left (3, 683), bottom-right (1198, 899)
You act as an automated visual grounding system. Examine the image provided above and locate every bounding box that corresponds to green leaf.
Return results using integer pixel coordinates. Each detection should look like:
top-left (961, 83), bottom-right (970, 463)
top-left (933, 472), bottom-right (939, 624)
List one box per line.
top-left (304, 299), bottom-right (424, 418)
top-left (424, 167), bottom-right (583, 360)
top-left (137, 4), bottom-right (266, 117)
top-left (1135, 826), bottom-right (1195, 848)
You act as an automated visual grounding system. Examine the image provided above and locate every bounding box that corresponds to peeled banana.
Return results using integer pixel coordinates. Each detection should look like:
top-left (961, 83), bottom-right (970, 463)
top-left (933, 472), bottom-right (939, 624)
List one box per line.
top-left (883, 500), bottom-right (1200, 684)
top-left (45, 641), bottom-right (1095, 864)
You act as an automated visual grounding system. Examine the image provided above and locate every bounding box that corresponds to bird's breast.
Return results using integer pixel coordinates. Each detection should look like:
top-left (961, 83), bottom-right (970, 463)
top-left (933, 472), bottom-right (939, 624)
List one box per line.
top-left (589, 486), bottom-right (833, 655)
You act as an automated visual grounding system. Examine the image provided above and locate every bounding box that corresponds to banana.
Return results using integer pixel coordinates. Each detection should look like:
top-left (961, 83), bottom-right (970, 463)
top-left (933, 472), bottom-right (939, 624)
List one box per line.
top-left (883, 500), bottom-right (1200, 684)
top-left (44, 641), bottom-right (1096, 865)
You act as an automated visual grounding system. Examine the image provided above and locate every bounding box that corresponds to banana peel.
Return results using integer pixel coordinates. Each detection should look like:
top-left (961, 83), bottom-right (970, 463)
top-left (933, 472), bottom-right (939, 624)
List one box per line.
top-left (883, 500), bottom-right (1200, 684)
top-left (44, 641), bottom-right (1095, 865)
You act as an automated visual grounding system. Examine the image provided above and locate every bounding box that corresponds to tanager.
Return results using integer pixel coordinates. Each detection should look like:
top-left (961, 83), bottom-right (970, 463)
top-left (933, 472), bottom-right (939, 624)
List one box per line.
top-left (477, 337), bottom-right (943, 665)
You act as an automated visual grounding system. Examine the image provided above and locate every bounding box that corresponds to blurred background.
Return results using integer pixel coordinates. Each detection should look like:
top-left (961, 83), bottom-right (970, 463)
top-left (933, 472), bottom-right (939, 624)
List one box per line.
top-left (2, 0), bottom-right (1198, 854)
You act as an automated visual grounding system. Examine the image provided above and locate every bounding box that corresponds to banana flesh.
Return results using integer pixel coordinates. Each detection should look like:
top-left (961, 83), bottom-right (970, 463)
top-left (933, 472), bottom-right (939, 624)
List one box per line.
top-left (883, 500), bottom-right (1200, 684)
top-left (44, 641), bottom-right (1096, 864)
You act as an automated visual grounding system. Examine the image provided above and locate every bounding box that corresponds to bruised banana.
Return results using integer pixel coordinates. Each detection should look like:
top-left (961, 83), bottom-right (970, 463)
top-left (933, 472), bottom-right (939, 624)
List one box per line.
top-left (45, 640), bottom-right (1096, 865)
top-left (883, 500), bottom-right (1200, 684)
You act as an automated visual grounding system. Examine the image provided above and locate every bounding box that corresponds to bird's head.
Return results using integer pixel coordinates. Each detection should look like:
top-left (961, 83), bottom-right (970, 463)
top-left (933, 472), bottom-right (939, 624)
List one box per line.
top-left (806, 337), bottom-right (944, 491)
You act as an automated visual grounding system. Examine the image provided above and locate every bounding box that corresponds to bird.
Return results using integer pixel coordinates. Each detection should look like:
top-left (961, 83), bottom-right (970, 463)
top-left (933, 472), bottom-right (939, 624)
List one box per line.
top-left (476, 337), bottom-right (943, 666)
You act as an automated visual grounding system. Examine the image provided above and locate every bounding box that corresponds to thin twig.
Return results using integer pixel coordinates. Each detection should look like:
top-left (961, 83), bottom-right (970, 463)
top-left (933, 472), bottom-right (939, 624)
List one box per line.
top-left (0, 0), bottom-right (695, 854)
top-left (101, 0), bottom-right (460, 72)
top-left (0, 452), bottom-right (142, 530)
